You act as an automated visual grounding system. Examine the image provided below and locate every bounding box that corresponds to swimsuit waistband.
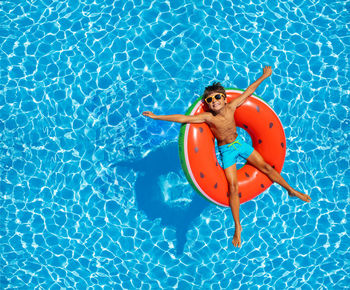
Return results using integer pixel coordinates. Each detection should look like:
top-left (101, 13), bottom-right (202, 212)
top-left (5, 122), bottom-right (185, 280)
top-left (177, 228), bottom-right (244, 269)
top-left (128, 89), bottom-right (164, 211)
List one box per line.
top-left (218, 135), bottom-right (243, 149)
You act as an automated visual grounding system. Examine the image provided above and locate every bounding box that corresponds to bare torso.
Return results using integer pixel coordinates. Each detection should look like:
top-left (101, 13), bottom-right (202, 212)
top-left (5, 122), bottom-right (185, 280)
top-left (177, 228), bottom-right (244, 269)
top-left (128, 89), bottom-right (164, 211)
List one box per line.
top-left (206, 106), bottom-right (238, 146)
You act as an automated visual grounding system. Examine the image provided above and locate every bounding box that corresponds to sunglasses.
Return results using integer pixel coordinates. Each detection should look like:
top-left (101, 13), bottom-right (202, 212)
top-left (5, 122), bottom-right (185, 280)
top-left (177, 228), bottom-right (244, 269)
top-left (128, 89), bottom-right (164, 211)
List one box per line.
top-left (204, 93), bottom-right (225, 104)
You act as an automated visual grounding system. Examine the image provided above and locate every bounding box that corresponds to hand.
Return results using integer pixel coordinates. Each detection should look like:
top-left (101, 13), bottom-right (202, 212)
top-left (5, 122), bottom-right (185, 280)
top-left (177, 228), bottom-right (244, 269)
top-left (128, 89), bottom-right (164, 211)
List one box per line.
top-left (262, 66), bottom-right (272, 78)
top-left (142, 111), bottom-right (157, 119)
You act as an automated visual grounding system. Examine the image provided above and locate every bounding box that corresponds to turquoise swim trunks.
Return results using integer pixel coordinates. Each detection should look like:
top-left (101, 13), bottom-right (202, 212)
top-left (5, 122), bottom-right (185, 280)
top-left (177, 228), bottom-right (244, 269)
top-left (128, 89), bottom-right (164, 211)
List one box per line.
top-left (218, 135), bottom-right (254, 169)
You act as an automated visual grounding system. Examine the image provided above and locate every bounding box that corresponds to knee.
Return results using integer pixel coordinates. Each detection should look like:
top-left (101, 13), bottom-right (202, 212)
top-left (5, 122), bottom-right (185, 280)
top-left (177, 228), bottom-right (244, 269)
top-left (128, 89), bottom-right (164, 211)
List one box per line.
top-left (228, 183), bottom-right (239, 197)
top-left (261, 163), bottom-right (273, 174)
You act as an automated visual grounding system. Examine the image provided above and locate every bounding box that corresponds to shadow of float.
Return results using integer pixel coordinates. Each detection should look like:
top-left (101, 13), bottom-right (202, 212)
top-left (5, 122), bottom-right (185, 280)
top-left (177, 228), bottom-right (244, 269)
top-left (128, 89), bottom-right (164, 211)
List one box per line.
top-left (117, 141), bottom-right (210, 254)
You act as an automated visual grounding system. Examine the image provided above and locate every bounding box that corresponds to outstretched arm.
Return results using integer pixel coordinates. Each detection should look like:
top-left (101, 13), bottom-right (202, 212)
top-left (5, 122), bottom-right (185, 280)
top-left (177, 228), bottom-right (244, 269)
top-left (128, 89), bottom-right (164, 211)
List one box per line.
top-left (142, 111), bottom-right (210, 124)
top-left (229, 66), bottom-right (272, 108)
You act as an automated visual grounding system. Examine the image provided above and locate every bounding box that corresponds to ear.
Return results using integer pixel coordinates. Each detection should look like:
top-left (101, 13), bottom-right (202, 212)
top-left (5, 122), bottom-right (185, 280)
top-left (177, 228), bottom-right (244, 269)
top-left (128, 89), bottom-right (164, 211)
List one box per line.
top-left (202, 99), bottom-right (210, 111)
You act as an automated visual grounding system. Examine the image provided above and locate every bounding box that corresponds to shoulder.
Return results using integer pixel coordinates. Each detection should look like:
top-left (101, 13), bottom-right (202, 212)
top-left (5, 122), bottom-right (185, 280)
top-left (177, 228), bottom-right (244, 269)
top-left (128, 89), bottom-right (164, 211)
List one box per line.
top-left (199, 111), bottom-right (213, 121)
top-left (226, 100), bottom-right (237, 111)
top-left (186, 111), bottom-right (213, 124)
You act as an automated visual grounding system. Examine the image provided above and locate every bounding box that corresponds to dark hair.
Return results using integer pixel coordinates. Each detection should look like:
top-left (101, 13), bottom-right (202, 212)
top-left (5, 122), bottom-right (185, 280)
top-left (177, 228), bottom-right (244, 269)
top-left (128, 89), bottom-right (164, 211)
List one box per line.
top-left (202, 82), bottom-right (226, 100)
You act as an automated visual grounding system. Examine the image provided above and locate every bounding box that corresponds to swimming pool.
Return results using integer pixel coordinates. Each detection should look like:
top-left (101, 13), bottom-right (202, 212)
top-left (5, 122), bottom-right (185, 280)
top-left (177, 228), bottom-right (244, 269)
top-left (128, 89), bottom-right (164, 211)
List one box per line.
top-left (1, 0), bottom-right (349, 288)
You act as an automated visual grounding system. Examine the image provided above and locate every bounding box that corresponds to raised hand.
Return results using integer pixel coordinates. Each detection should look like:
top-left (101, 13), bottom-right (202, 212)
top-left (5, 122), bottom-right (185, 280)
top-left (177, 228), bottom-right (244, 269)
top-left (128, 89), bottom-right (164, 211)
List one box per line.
top-left (142, 111), bottom-right (157, 119)
top-left (262, 66), bottom-right (272, 78)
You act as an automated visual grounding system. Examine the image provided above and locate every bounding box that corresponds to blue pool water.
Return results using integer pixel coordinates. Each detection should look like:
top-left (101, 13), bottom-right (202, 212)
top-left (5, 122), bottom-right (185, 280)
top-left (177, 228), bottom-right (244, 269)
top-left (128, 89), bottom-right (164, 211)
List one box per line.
top-left (1, 0), bottom-right (349, 288)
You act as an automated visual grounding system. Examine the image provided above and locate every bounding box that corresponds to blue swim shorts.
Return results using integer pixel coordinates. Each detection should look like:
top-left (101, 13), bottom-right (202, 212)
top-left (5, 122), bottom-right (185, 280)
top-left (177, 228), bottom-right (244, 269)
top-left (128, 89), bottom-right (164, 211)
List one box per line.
top-left (218, 135), bottom-right (254, 169)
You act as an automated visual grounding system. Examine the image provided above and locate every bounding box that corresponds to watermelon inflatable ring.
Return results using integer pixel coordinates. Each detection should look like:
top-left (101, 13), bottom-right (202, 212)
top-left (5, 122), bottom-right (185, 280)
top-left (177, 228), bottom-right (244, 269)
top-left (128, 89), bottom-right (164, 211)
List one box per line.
top-left (178, 89), bottom-right (286, 207)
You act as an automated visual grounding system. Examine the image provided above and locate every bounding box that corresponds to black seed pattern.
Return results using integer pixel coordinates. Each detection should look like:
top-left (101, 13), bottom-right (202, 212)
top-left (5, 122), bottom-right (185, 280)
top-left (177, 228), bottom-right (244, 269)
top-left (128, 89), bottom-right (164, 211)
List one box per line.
top-left (258, 139), bottom-right (262, 144)
top-left (269, 122), bottom-right (273, 128)
top-left (272, 165), bottom-right (275, 169)
top-left (199, 127), bottom-right (203, 133)
top-left (243, 124), bottom-right (248, 129)
top-left (245, 172), bottom-right (250, 178)
top-left (214, 183), bottom-right (218, 189)
top-left (281, 142), bottom-right (284, 148)
top-left (200, 172), bottom-right (204, 178)
top-left (195, 147), bottom-right (199, 153)
top-left (261, 184), bottom-right (265, 188)
top-left (227, 192), bottom-right (230, 197)
top-left (238, 192), bottom-right (242, 198)
top-left (216, 161), bottom-right (219, 167)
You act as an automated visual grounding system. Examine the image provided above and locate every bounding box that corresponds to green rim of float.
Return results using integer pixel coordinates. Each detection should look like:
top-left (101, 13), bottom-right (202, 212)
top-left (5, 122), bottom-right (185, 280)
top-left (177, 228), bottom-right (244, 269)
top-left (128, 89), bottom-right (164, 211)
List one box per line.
top-left (178, 88), bottom-right (267, 205)
top-left (178, 95), bottom-right (208, 201)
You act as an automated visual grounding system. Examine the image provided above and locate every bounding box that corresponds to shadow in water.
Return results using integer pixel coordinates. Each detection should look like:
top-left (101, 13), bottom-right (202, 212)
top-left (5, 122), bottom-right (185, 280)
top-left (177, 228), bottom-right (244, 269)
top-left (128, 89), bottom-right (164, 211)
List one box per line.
top-left (117, 141), bottom-right (210, 254)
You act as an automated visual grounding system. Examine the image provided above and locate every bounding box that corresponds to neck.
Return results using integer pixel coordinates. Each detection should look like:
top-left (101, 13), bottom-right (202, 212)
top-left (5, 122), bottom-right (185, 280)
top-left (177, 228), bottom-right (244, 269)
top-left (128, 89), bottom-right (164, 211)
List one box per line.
top-left (213, 105), bottom-right (226, 116)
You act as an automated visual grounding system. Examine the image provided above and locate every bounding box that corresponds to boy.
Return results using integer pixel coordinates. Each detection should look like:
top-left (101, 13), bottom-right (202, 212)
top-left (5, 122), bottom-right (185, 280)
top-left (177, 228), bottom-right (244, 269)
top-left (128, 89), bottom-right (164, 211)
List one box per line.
top-left (142, 66), bottom-right (311, 247)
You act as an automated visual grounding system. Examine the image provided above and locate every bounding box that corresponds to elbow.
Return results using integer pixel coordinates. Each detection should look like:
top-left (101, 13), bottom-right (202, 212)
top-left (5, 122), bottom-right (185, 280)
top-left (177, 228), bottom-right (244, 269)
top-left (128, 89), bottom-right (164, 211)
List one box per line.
top-left (246, 88), bottom-right (255, 95)
top-left (180, 116), bottom-right (190, 123)
top-left (182, 116), bottom-right (195, 124)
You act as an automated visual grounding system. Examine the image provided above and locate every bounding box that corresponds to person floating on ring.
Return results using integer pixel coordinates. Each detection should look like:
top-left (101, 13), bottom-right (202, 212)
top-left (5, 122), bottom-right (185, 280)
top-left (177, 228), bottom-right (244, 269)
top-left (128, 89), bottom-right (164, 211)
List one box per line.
top-left (143, 66), bottom-right (311, 248)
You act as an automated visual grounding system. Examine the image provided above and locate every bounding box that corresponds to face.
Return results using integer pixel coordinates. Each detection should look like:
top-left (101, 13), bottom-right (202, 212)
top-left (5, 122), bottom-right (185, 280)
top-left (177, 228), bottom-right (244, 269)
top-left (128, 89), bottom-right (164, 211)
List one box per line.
top-left (205, 92), bottom-right (227, 112)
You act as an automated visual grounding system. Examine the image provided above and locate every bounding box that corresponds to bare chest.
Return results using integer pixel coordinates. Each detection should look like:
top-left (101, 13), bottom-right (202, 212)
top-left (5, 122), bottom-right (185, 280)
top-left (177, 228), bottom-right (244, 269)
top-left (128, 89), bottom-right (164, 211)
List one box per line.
top-left (208, 112), bottom-right (237, 139)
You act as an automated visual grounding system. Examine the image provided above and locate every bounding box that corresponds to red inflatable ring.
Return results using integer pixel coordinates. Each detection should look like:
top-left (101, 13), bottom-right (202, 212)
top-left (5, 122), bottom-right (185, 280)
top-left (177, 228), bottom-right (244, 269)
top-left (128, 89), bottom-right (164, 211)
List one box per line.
top-left (178, 88), bottom-right (286, 207)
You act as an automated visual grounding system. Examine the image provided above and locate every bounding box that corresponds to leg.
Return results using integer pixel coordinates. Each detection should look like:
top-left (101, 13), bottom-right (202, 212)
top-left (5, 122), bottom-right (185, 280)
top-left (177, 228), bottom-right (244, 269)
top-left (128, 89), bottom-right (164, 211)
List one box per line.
top-left (246, 150), bottom-right (311, 202)
top-left (224, 164), bottom-right (242, 247)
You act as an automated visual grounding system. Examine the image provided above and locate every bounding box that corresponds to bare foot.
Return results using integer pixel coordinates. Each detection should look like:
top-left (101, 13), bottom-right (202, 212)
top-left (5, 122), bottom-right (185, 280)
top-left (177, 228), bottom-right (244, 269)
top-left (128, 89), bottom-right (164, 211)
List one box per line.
top-left (288, 190), bottom-right (311, 202)
top-left (232, 225), bottom-right (242, 247)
